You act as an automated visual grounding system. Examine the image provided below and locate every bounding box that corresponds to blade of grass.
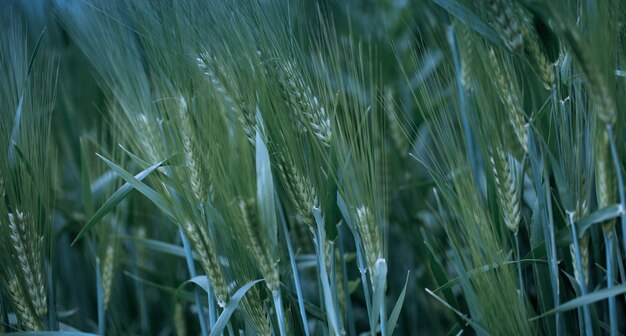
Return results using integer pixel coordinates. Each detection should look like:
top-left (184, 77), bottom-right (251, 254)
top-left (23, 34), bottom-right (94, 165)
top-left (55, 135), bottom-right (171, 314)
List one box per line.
top-left (73, 155), bottom-right (173, 244)
top-left (209, 279), bottom-right (264, 336)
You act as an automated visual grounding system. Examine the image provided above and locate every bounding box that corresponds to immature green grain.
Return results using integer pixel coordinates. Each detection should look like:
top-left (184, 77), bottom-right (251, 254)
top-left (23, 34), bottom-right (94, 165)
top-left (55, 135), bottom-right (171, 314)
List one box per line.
top-left (489, 49), bottom-right (529, 153)
top-left (595, 130), bottom-right (616, 230)
top-left (7, 210), bottom-right (46, 319)
top-left (174, 303), bottom-right (187, 336)
top-left (355, 206), bottom-right (383, 274)
top-left (182, 221), bottom-right (228, 307)
top-left (196, 54), bottom-right (236, 112)
top-left (239, 199), bottom-right (279, 293)
top-left (523, 26), bottom-right (554, 90)
top-left (101, 244), bottom-right (116, 311)
top-left (178, 96), bottom-right (212, 203)
top-left (275, 154), bottom-right (318, 231)
top-left (458, 25), bottom-right (474, 92)
top-left (570, 198), bottom-right (590, 286)
top-left (9, 278), bottom-right (42, 331)
top-left (278, 60), bottom-right (332, 147)
top-left (242, 286), bottom-right (271, 336)
top-left (489, 147), bottom-right (521, 233)
top-left (486, 0), bottom-right (523, 52)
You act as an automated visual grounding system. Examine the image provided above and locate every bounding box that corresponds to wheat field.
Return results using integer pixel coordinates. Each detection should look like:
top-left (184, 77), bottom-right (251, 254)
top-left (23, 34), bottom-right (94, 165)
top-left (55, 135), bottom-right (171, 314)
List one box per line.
top-left (1, 0), bottom-right (625, 335)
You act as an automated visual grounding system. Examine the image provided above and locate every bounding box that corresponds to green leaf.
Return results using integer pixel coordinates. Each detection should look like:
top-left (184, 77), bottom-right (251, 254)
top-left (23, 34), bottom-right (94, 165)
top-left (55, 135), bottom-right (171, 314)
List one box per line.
top-left (121, 235), bottom-right (196, 260)
top-left (371, 258), bottom-right (388, 335)
top-left (97, 153), bottom-right (175, 218)
top-left (312, 207), bottom-right (341, 335)
top-left (80, 137), bottom-right (94, 218)
top-left (256, 126), bottom-right (278, 259)
top-left (432, 0), bottom-right (500, 44)
top-left (531, 284), bottom-right (626, 320)
top-left (387, 272), bottom-right (409, 336)
top-left (209, 279), bottom-right (264, 336)
top-left (73, 155), bottom-right (171, 245)
top-left (577, 204), bottom-right (623, 238)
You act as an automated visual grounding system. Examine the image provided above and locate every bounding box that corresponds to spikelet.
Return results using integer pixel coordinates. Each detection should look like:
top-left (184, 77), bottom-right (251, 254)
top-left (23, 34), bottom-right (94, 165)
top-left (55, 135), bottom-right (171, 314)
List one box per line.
top-left (489, 148), bottom-right (522, 233)
top-left (178, 96), bottom-right (212, 203)
top-left (182, 221), bottom-right (229, 307)
top-left (101, 244), bottom-right (116, 311)
top-left (174, 303), bottom-right (187, 336)
top-left (240, 199), bottom-right (280, 293)
top-left (9, 278), bottom-right (42, 331)
top-left (275, 154), bottom-right (318, 230)
top-left (278, 60), bottom-right (332, 147)
top-left (355, 206), bottom-right (382, 274)
top-left (486, 0), bottom-right (523, 52)
top-left (7, 210), bottom-right (47, 319)
top-left (488, 49), bottom-right (529, 153)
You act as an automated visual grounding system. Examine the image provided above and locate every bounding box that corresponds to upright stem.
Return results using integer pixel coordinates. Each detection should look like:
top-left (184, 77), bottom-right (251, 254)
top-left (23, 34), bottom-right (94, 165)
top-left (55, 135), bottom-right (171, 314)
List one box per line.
top-left (604, 231), bottom-right (617, 336)
top-left (514, 232), bottom-right (525, 312)
top-left (606, 126), bottom-right (626, 259)
top-left (180, 230), bottom-right (209, 336)
top-left (568, 213), bottom-right (592, 336)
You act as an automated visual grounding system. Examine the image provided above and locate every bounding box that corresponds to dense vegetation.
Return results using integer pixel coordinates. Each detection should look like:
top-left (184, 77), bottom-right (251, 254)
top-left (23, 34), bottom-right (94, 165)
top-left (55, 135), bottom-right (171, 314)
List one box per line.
top-left (1, 0), bottom-right (625, 334)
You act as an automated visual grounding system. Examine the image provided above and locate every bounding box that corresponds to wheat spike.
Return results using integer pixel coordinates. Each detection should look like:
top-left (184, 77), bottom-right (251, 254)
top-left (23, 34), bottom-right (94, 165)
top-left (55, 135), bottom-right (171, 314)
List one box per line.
top-left (178, 96), bottom-right (212, 203)
top-left (355, 206), bottom-right (383, 273)
top-left (174, 303), bottom-right (187, 336)
top-left (101, 244), bottom-right (115, 311)
top-left (522, 25), bottom-right (554, 90)
top-left (278, 61), bottom-right (332, 147)
top-left (243, 286), bottom-right (271, 336)
top-left (596, 129), bottom-right (616, 233)
top-left (9, 278), bottom-right (42, 331)
top-left (7, 210), bottom-right (47, 319)
top-left (489, 50), bottom-right (529, 153)
top-left (486, 0), bottom-right (523, 52)
top-left (182, 221), bottom-right (229, 307)
top-left (275, 154), bottom-right (318, 231)
top-left (240, 199), bottom-right (280, 293)
top-left (489, 148), bottom-right (522, 233)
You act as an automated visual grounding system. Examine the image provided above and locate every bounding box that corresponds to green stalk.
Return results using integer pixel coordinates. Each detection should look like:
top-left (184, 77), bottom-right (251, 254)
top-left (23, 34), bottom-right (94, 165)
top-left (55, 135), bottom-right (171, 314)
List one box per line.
top-left (606, 126), bottom-right (626, 262)
top-left (604, 231), bottom-right (617, 336)
top-left (514, 232), bottom-right (525, 314)
top-left (272, 290), bottom-right (287, 336)
top-left (180, 230), bottom-right (209, 336)
top-left (568, 213), bottom-right (592, 336)
top-left (96, 257), bottom-right (105, 336)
